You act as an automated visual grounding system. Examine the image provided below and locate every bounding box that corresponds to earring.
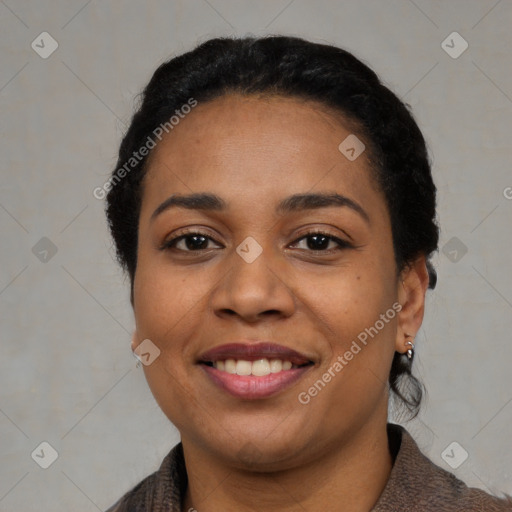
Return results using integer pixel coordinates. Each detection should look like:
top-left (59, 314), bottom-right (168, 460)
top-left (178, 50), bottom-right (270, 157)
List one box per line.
top-left (404, 333), bottom-right (415, 360)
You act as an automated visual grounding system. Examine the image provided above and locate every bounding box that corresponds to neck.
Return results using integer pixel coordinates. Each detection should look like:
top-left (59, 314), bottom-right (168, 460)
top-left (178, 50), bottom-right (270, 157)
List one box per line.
top-left (182, 415), bottom-right (393, 512)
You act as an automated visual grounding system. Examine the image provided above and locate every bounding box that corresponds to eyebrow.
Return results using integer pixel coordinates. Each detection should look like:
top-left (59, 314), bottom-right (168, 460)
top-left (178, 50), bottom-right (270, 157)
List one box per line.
top-left (150, 192), bottom-right (370, 224)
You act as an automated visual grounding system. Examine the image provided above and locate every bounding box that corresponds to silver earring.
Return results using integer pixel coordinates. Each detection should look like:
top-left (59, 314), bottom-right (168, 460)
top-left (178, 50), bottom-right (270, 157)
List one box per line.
top-left (404, 333), bottom-right (415, 360)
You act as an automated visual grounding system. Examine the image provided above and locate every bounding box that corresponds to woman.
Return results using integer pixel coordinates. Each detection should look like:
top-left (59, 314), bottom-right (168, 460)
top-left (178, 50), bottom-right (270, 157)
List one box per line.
top-left (104, 36), bottom-right (511, 511)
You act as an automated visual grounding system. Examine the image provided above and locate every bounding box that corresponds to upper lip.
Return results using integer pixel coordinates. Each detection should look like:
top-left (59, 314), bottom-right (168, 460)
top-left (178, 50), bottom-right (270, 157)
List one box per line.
top-left (198, 342), bottom-right (313, 366)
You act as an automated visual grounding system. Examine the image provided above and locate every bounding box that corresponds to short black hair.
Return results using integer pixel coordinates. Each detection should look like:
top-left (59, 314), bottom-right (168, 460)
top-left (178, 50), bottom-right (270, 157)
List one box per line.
top-left (105, 35), bottom-right (439, 419)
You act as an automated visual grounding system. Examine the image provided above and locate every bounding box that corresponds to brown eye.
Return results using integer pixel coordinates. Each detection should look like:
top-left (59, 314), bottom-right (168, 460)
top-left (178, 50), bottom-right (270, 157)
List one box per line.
top-left (290, 232), bottom-right (351, 252)
top-left (177, 234), bottom-right (209, 251)
top-left (161, 231), bottom-right (223, 252)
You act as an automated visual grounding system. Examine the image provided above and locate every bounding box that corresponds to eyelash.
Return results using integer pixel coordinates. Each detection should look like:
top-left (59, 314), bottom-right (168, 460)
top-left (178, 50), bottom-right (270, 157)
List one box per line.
top-left (160, 228), bottom-right (353, 254)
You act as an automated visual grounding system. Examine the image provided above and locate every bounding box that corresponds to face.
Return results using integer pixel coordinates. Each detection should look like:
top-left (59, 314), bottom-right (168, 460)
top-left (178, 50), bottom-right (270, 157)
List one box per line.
top-left (132, 94), bottom-right (423, 470)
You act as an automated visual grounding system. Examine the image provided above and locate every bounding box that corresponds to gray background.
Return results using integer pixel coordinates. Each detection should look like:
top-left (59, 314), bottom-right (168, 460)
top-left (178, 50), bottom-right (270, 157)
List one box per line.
top-left (1, 1), bottom-right (511, 510)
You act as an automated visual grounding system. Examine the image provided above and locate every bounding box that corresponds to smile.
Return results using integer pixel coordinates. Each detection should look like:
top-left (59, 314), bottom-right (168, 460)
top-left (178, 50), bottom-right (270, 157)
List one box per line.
top-left (198, 342), bottom-right (314, 399)
top-left (208, 358), bottom-right (300, 376)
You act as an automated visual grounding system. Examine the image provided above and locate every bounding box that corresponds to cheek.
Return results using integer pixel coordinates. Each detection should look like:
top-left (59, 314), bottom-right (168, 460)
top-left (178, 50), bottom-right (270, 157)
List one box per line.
top-left (134, 259), bottom-right (214, 339)
top-left (299, 257), bottom-right (396, 344)
top-left (297, 253), bottom-right (397, 399)
top-left (142, 362), bottom-right (207, 433)
top-left (132, 265), bottom-right (214, 414)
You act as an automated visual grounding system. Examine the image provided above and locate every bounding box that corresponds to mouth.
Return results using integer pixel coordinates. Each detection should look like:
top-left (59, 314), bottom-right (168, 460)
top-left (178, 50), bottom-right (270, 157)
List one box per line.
top-left (197, 342), bottom-right (314, 399)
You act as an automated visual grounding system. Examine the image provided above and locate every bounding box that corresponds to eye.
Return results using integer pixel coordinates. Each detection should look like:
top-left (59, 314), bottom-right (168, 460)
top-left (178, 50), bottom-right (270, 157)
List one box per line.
top-left (160, 229), bottom-right (352, 254)
top-left (161, 230), bottom-right (223, 252)
top-left (289, 231), bottom-right (352, 253)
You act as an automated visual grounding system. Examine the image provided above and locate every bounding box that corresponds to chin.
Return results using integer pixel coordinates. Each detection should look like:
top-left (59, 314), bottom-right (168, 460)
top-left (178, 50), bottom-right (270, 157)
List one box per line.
top-left (208, 425), bottom-right (313, 470)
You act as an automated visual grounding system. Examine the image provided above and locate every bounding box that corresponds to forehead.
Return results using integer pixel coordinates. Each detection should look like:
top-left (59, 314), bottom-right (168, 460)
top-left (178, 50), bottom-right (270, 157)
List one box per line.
top-left (140, 94), bottom-right (382, 216)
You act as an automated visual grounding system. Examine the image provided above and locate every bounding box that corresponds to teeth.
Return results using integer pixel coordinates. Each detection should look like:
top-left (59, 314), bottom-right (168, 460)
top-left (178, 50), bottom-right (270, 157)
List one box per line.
top-left (269, 359), bottom-right (282, 373)
top-left (224, 359), bottom-right (236, 374)
top-left (212, 358), bottom-right (298, 376)
top-left (252, 358), bottom-right (270, 376)
top-left (235, 360), bottom-right (252, 376)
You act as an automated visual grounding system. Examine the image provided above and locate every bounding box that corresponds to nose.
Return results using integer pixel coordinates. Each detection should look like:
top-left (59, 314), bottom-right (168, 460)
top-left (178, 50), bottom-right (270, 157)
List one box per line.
top-left (209, 245), bottom-right (296, 324)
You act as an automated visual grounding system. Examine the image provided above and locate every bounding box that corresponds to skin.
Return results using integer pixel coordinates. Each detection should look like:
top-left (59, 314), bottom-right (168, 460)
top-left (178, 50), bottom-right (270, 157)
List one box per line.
top-left (131, 94), bottom-right (429, 512)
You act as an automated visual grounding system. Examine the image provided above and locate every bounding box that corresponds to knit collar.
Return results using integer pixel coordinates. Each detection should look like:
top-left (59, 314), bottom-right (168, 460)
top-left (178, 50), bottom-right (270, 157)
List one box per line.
top-left (109, 422), bottom-right (511, 511)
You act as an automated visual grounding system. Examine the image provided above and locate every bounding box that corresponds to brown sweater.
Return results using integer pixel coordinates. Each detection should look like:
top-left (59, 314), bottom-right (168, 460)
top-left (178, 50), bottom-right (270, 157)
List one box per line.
top-left (106, 423), bottom-right (512, 511)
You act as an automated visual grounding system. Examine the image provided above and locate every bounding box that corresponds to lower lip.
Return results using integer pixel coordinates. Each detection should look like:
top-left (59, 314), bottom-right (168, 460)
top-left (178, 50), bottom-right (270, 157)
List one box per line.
top-left (200, 364), bottom-right (312, 399)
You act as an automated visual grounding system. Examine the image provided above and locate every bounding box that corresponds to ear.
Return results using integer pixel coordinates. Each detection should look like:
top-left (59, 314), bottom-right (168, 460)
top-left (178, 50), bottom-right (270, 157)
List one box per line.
top-left (131, 330), bottom-right (139, 352)
top-left (395, 255), bottom-right (430, 354)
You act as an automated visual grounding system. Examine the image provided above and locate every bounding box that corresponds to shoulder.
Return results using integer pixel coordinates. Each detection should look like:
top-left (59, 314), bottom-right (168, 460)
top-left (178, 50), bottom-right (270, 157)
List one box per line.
top-left (105, 472), bottom-right (156, 512)
top-left (104, 442), bottom-right (186, 512)
top-left (373, 423), bottom-right (512, 511)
